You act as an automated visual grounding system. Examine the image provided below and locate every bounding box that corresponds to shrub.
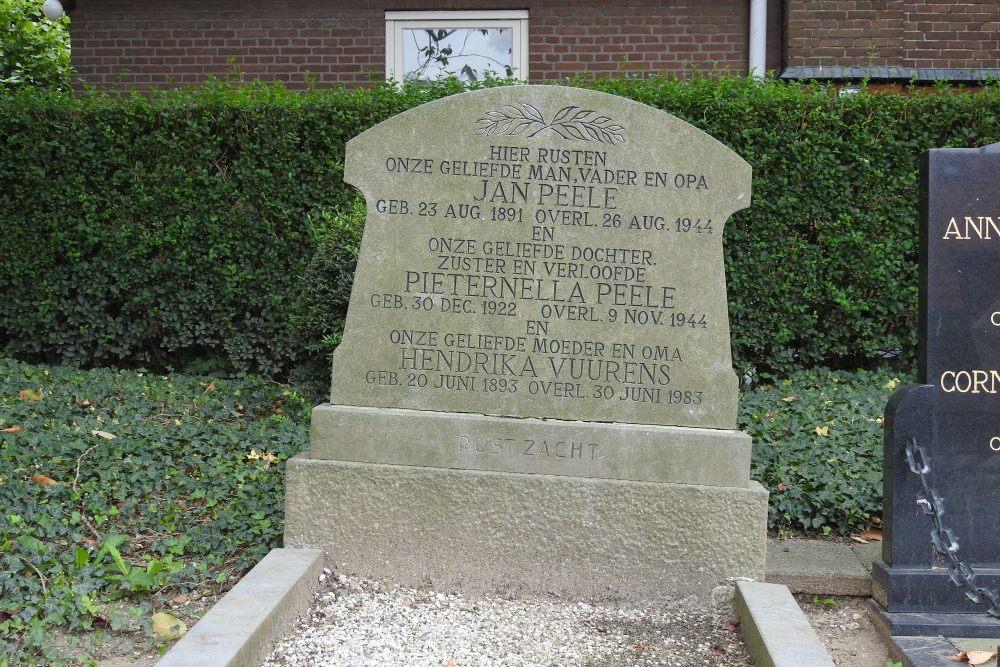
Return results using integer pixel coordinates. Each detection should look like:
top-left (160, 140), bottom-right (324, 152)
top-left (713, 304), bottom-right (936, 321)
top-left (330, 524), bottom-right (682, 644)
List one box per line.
top-left (291, 195), bottom-right (366, 383)
top-left (0, 0), bottom-right (71, 92)
top-left (0, 83), bottom-right (344, 376)
top-left (588, 76), bottom-right (1000, 376)
top-left (3, 76), bottom-right (1000, 380)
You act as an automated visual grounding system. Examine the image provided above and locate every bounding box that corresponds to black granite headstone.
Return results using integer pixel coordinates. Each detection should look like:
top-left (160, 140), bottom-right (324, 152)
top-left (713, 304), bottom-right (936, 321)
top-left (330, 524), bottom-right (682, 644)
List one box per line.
top-left (873, 142), bottom-right (1000, 637)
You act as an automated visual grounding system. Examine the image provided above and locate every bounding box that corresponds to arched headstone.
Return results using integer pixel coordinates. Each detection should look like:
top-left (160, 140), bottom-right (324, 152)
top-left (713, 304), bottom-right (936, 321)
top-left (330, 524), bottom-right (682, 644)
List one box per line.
top-left (286, 86), bottom-right (767, 600)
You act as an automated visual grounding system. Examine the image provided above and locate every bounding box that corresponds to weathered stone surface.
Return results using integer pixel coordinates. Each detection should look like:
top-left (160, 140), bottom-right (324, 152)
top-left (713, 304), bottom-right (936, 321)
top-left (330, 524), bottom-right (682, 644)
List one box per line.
top-left (157, 548), bottom-right (323, 667)
top-left (310, 403), bottom-right (752, 487)
top-left (736, 581), bottom-right (835, 667)
top-left (330, 85), bottom-right (751, 429)
top-left (288, 86), bottom-right (767, 603)
top-left (284, 456), bottom-right (769, 601)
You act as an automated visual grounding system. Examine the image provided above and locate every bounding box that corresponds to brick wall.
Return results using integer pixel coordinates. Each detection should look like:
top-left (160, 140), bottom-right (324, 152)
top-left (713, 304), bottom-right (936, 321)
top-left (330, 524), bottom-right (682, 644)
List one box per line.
top-left (786, 1), bottom-right (1000, 70)
top-left (69, 0), bottom-right (782, 91)
top-left (528, 0), bottom-right (781, 80)
top-left (69, 0), bottom-right (384, 89)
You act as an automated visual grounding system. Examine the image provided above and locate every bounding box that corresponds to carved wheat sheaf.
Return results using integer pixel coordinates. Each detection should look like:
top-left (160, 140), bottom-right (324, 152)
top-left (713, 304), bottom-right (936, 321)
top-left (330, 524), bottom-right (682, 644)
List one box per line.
top-left (475, 104), bottom-right (626, 144)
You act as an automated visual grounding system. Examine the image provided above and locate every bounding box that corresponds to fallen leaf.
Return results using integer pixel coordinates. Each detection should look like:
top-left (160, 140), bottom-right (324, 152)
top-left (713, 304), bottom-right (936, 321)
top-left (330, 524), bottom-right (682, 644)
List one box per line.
top-left (884, 378), bottom-right (900, 390)
top-left (18, 389), bottom-right (42, 401)
top-left (858, 530), bottom-right (883, 541)
top-left (815, 425), bottom-right (829, 436)
top-left (782, 396), bottom-right (796, 402)
top-left (74, 398), bottom-right (92, 406)
top-left (711, 644), bottom-right (727, 654)
top-left (205, 381), bottom-right (217, 393)
top-left (776, 482), bottom-right (786, 491)
top-left (950, 651), bottom-right (998, 664)
top-left (91, 430), bottom-right (117, 440)
top-left (851, 536), bottom-right (868, 544)
top-left (31, 473), bottom-right (59, 487)
top-left (247, 449), bottom-right (278, 469)
top-left (169, 594), bottom-right (190, 605)
top-left (151, 611), bottom-right (187, 640)
top-left (722, 618), bottom-right (741, 631)
top-left (1, 426), bottom-right (22, 433)
top-left (968, 651), bottom-right (997, 665)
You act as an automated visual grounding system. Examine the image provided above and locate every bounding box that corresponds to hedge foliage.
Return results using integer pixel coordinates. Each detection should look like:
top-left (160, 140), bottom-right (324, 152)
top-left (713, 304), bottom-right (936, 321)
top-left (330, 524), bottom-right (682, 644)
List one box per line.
top-left (3, 76), bottom-right (1000, 379)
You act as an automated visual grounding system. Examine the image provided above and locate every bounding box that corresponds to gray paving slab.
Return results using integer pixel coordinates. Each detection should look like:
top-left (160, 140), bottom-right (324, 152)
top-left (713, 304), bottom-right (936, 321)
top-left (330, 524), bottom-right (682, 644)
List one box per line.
top-left (951, 638), bottom-right (999, 667)
top-left (850, 541), bottom-right (882, 574)
top-left (892, 635), bottom-right (999, 667)
top-left (953, 637), bottom-right (1000, 655)
top-left (765, 538), bottom-right (877, 596)
top-left (892, 636), bottom-right (962, 667)
top-left (736, 580), bottom-right (835, 667)
top-left (156, 548), bottom-right (323, 667)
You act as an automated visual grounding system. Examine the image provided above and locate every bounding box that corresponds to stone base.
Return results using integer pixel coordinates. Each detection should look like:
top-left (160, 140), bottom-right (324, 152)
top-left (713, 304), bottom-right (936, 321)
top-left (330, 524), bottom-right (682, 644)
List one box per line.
top-left (284, 455), bottom-right (768, 602)
top-left (871, 605), bottom-right (1000, 639)
top-left (310, 403), bottom-right (752, 487)
top-left (872, 560), bottom-right (1000, 613)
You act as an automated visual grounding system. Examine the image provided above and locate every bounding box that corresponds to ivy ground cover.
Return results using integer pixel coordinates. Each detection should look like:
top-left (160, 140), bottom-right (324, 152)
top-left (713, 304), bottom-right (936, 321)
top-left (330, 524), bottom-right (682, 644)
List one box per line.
top-left (0, 358), bottom-right (311, 665)
top-left (1, 357), bottom-right (901, 664)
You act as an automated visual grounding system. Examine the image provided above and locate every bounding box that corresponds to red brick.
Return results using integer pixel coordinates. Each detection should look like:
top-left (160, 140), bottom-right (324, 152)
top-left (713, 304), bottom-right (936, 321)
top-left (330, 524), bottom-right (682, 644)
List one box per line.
top-left (63, 0), bottom-right (988, 90)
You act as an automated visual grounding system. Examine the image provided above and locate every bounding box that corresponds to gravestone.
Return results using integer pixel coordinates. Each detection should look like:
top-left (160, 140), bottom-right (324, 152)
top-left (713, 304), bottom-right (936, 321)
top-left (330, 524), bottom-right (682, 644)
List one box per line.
top-left (873, 143), bottom-right (1000, 638)
top-left (284, 85), bottom-right (768, 600)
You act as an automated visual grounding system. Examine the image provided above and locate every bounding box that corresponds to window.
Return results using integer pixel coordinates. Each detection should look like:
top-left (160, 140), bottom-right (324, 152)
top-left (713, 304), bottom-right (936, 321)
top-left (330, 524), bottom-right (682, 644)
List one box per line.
top-left (385, 11), bottom-right (529, 83)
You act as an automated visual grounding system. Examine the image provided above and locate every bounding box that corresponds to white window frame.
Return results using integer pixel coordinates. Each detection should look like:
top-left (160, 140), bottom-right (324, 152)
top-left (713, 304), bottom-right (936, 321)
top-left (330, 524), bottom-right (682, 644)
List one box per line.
top-left (385, 10), bottom-right (529, 82)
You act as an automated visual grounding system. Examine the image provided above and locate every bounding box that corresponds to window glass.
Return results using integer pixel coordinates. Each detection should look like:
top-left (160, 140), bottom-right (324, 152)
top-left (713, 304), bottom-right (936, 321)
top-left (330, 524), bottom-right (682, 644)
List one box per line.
top-left (386, 12), bottom-right (528, 83)
top-left (402, 27), bottom-right (513, 82)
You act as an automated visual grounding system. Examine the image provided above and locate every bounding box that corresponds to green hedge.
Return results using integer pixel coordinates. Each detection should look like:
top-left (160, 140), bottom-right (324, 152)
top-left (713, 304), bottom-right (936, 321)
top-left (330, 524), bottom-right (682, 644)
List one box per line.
top-left (602, 76), bottom-right (1000, 376)
top-left (2, 77), bottom-right (999, 379)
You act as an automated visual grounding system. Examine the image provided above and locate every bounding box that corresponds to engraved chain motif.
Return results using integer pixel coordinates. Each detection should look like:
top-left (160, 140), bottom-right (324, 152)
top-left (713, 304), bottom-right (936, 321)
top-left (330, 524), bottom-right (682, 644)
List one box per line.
top-left (905, 438), bottom-right (1000, 618)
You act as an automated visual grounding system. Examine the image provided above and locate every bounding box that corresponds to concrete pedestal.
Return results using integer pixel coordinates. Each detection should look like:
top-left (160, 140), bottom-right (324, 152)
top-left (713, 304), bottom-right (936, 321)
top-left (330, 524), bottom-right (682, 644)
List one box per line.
top-left (284, 452), bottom-right (768, 602)
top-left (309, 403), bottom-right (754, 487)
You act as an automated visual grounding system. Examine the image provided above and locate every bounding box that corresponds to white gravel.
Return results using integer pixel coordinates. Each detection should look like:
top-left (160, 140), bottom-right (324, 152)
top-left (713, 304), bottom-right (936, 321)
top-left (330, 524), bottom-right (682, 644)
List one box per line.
top-left (261, 571), bottom-right (751, 667)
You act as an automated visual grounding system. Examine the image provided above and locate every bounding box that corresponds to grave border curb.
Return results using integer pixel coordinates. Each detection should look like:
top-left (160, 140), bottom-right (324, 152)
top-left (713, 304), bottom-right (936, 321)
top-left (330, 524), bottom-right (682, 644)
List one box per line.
top-left (154, 549), bottom-right (841, 666)
top-left (155, 548), bottom-right (323, 667)
top-left (736, 580), bottom-right (836, 667)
